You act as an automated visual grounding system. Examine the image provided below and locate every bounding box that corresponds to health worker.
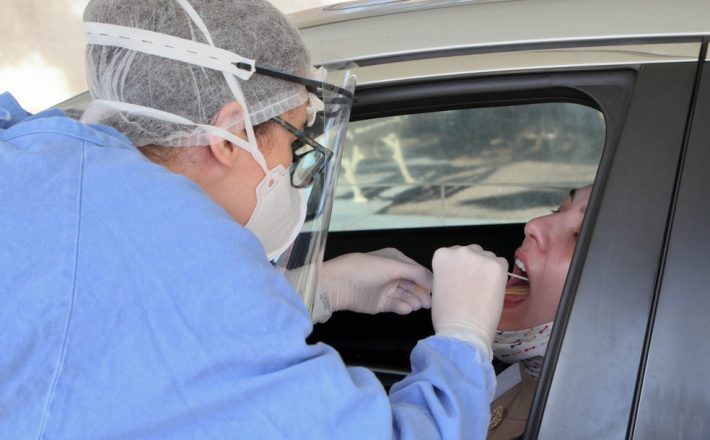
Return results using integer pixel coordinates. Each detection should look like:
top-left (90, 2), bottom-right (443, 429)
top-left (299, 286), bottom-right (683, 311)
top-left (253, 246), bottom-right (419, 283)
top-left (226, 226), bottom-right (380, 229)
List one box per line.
top-left (0, 0), bottom-right (508, 438)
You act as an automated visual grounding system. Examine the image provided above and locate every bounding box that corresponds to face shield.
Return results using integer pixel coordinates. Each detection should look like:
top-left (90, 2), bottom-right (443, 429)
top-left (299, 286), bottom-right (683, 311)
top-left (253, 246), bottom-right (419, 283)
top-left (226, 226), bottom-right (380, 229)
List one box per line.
top-left (273, 61), bottom-right (357, 316)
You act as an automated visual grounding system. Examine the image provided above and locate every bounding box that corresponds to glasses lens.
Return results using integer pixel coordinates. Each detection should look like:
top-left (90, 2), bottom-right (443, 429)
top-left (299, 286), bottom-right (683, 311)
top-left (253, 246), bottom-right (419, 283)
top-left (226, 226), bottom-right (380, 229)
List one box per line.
top-left (292, 150), bottom-right (324, 188)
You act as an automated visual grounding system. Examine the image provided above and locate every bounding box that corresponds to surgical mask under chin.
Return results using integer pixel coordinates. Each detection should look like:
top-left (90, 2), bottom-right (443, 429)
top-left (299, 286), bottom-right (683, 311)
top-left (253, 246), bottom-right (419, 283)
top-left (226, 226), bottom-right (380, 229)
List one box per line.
top-left (245, 165), bottom-right (307, 261)
top-left (493, 321), bottom-right (553, 378)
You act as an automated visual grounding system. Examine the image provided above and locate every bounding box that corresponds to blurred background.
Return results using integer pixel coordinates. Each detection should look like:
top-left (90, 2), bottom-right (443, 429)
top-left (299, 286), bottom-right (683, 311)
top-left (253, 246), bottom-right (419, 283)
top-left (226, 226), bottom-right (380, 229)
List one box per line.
top-left (0, 0), bottom-right (336, 113)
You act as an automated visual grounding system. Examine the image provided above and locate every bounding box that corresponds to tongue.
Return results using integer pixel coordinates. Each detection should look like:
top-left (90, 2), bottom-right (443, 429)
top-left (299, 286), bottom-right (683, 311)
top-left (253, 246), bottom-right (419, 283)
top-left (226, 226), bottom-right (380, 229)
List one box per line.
top-left (505, 286), bottom-right (530, 297)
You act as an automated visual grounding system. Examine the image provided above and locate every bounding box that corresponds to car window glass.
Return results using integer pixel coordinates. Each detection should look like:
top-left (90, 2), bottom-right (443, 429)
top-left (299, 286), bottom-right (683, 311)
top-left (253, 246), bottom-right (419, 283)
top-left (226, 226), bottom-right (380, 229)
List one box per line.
top-left (330, 103), bottom-right (605, 231)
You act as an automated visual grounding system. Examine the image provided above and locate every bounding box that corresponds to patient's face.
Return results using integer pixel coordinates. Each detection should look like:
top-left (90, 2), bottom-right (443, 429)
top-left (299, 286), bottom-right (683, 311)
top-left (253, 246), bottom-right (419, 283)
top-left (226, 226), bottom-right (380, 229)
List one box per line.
top-left (498, 185), bottom-right (592, 331)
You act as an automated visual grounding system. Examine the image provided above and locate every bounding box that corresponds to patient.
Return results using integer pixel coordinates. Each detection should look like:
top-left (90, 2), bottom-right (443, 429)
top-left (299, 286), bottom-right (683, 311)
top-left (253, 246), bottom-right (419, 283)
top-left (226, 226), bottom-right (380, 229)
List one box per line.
top-left (487, 185), bottom-right (592, 439)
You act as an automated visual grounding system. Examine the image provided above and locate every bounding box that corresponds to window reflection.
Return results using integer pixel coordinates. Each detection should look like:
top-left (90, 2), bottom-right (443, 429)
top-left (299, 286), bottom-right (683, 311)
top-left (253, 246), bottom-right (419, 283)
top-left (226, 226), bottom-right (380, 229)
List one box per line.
top-left (332, 103), bottom-right (605, 231)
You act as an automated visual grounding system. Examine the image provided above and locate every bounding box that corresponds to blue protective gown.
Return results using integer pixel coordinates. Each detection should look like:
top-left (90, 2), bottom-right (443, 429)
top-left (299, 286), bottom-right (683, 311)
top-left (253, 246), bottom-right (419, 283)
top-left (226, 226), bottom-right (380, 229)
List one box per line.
top-left (0, 92), bottom-right (495, 439)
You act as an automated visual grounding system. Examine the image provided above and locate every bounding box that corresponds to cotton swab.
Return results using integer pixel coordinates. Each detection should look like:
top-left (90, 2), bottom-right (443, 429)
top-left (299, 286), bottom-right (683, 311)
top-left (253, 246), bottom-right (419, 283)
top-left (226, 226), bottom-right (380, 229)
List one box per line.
top-left (507, 272), bottom-right (529, 282)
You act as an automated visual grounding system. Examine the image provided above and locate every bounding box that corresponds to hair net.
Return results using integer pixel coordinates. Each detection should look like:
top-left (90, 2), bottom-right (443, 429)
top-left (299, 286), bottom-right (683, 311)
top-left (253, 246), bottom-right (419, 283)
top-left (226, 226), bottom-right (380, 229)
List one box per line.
top-left (83, 0), bottom-right (311, 148)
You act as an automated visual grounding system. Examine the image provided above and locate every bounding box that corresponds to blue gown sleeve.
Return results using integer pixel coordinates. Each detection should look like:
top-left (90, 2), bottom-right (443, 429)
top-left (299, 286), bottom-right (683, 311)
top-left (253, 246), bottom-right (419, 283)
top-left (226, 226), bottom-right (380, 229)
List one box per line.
top-left (389, 338), bottom-right (495, 439)
top-left (0, 92), bottom-right (30, 128)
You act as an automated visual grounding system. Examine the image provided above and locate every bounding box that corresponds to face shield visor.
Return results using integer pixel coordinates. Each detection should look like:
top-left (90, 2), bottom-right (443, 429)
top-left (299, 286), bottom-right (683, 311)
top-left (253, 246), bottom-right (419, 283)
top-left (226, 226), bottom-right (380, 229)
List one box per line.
top-left (272, 61), bottom-right (357, 317)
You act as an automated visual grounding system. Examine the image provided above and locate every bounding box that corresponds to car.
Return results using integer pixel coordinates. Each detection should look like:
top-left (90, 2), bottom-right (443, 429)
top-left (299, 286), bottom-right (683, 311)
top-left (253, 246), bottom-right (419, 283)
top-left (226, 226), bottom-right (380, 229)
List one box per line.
top-left (291, 1), bottom-right (710, 438)
top-left (57, 0), bottom-right (710, 437)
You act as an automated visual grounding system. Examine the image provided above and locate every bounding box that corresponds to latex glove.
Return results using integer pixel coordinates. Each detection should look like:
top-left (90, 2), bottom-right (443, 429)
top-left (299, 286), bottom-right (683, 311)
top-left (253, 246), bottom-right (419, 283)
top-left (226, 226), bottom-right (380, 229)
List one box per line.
top-left (314, 248), bottom-right (433, 322)
top-left (431, 244), bottom-right (508, 360)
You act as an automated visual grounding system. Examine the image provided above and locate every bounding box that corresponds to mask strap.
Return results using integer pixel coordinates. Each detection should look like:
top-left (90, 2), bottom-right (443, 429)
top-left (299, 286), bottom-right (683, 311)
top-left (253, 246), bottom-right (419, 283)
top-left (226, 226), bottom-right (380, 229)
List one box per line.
top-left (82, 99), bottom-right (269, 172)
top-left (171, 0), bottom-right (259, 156)
top-left (175, 0), bottom-right (214, 44)
top-left (83, 15), bottom-right (269, 171)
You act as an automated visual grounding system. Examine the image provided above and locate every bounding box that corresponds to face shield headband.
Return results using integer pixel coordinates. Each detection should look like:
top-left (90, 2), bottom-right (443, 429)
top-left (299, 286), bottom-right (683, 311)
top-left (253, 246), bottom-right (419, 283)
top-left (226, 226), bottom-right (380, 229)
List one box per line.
top-left (235, 63), bottom-right (354, 102)
top-left (81, 0), bottom-right (354, 180)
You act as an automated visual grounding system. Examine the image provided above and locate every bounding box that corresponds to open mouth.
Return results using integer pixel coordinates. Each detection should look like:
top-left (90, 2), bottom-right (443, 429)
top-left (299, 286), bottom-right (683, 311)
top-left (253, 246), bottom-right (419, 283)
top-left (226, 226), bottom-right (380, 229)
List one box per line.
top-left (506, 258), bottom-right (530, 297)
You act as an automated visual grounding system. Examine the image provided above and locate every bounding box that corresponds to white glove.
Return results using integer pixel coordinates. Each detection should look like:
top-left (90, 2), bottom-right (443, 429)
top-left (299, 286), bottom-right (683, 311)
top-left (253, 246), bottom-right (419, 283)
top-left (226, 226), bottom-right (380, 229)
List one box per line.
top-left (431, 244), bottom-right (508, 360)
top-left (314, 248), bottom-right (433, 323)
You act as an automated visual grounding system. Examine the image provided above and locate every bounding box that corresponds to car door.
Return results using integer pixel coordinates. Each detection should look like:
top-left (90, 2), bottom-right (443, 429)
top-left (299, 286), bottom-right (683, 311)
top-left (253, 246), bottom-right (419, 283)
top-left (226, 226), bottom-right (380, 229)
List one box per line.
top-left (311, 41), bottom-right (704, 413)
top-left (528, 45), bottom-right (705, 439)
top-left (626, 47), bottom-right (710, 439)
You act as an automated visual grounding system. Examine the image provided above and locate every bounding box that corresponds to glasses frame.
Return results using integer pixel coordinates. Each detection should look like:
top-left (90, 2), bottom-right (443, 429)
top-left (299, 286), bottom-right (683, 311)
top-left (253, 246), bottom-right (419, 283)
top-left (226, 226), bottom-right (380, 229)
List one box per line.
top-left (271, 116), bottom-right (333, 189)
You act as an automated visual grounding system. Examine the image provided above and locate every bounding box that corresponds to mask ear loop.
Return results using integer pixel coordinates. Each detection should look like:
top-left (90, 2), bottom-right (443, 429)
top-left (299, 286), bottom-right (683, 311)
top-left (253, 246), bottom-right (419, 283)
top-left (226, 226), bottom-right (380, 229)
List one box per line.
top-left (173, 0), bottom-right (268, 174)
top-left (81, 99), bottom-right (268, 169)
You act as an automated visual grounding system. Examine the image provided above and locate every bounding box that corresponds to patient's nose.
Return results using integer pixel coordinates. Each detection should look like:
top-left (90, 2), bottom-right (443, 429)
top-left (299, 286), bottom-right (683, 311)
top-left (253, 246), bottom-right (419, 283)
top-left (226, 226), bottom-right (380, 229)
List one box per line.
top-left (524, 214), bottom-right (551, 252)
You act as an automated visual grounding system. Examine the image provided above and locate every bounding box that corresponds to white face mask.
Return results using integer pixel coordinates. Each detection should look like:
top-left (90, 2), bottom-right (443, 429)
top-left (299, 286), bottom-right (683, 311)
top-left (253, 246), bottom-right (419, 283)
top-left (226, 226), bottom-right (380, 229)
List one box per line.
top-left (493, 321), bottom-right (553, 378)
top-left (245, 165), bottom-right (307, 261)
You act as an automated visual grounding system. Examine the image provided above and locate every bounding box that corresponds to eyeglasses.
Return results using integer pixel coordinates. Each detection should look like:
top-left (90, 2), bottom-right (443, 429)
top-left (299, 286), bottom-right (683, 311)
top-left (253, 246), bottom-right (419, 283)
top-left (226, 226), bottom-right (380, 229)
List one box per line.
top-left (271, 116), bottom-right (333, 189)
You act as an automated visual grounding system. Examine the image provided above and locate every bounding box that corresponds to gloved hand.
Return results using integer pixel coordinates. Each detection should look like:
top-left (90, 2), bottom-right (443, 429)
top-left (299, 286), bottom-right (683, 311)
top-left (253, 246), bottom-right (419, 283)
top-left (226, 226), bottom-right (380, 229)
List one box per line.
top-left (431, 244), bottom-right (508, 360)
top-left (314, 248), bottom-right (433, 322)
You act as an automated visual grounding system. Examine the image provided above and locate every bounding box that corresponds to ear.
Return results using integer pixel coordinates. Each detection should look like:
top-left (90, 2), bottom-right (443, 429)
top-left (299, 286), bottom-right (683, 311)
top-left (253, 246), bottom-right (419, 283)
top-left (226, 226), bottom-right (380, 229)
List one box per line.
top-left (209, 101), bottom-right (247, 168)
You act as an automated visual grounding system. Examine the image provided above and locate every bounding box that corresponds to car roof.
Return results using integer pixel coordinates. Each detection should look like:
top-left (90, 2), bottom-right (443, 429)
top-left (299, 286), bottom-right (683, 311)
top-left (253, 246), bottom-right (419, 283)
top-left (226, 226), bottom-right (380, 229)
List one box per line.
top-left (291, 0), bottom-right (710, 64)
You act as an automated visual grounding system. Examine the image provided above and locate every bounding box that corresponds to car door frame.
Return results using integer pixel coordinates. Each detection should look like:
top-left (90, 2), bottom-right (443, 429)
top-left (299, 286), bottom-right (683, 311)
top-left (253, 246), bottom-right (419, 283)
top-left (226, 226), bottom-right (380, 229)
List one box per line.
top-left (625, 42), bottom-right (710, 440)
top-left (527, 43), bottom-right (705, 439)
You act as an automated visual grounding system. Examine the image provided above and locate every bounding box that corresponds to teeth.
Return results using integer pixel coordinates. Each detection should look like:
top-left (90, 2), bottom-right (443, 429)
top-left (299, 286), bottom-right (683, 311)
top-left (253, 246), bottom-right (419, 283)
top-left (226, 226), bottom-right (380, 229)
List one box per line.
top-left (515, 258), bottom-right (526, 273)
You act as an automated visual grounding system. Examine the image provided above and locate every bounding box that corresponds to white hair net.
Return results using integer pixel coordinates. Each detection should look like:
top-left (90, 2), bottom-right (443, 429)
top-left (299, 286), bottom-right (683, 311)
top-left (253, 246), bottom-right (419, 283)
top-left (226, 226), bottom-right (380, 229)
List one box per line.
top-left (83, 0), bottom-right (311, 148)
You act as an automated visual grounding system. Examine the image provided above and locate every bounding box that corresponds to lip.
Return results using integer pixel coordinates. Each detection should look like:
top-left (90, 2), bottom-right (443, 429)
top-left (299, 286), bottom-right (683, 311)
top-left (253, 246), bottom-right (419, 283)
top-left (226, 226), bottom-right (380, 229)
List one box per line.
top-left (503, 292), bottom-right (527, 308)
